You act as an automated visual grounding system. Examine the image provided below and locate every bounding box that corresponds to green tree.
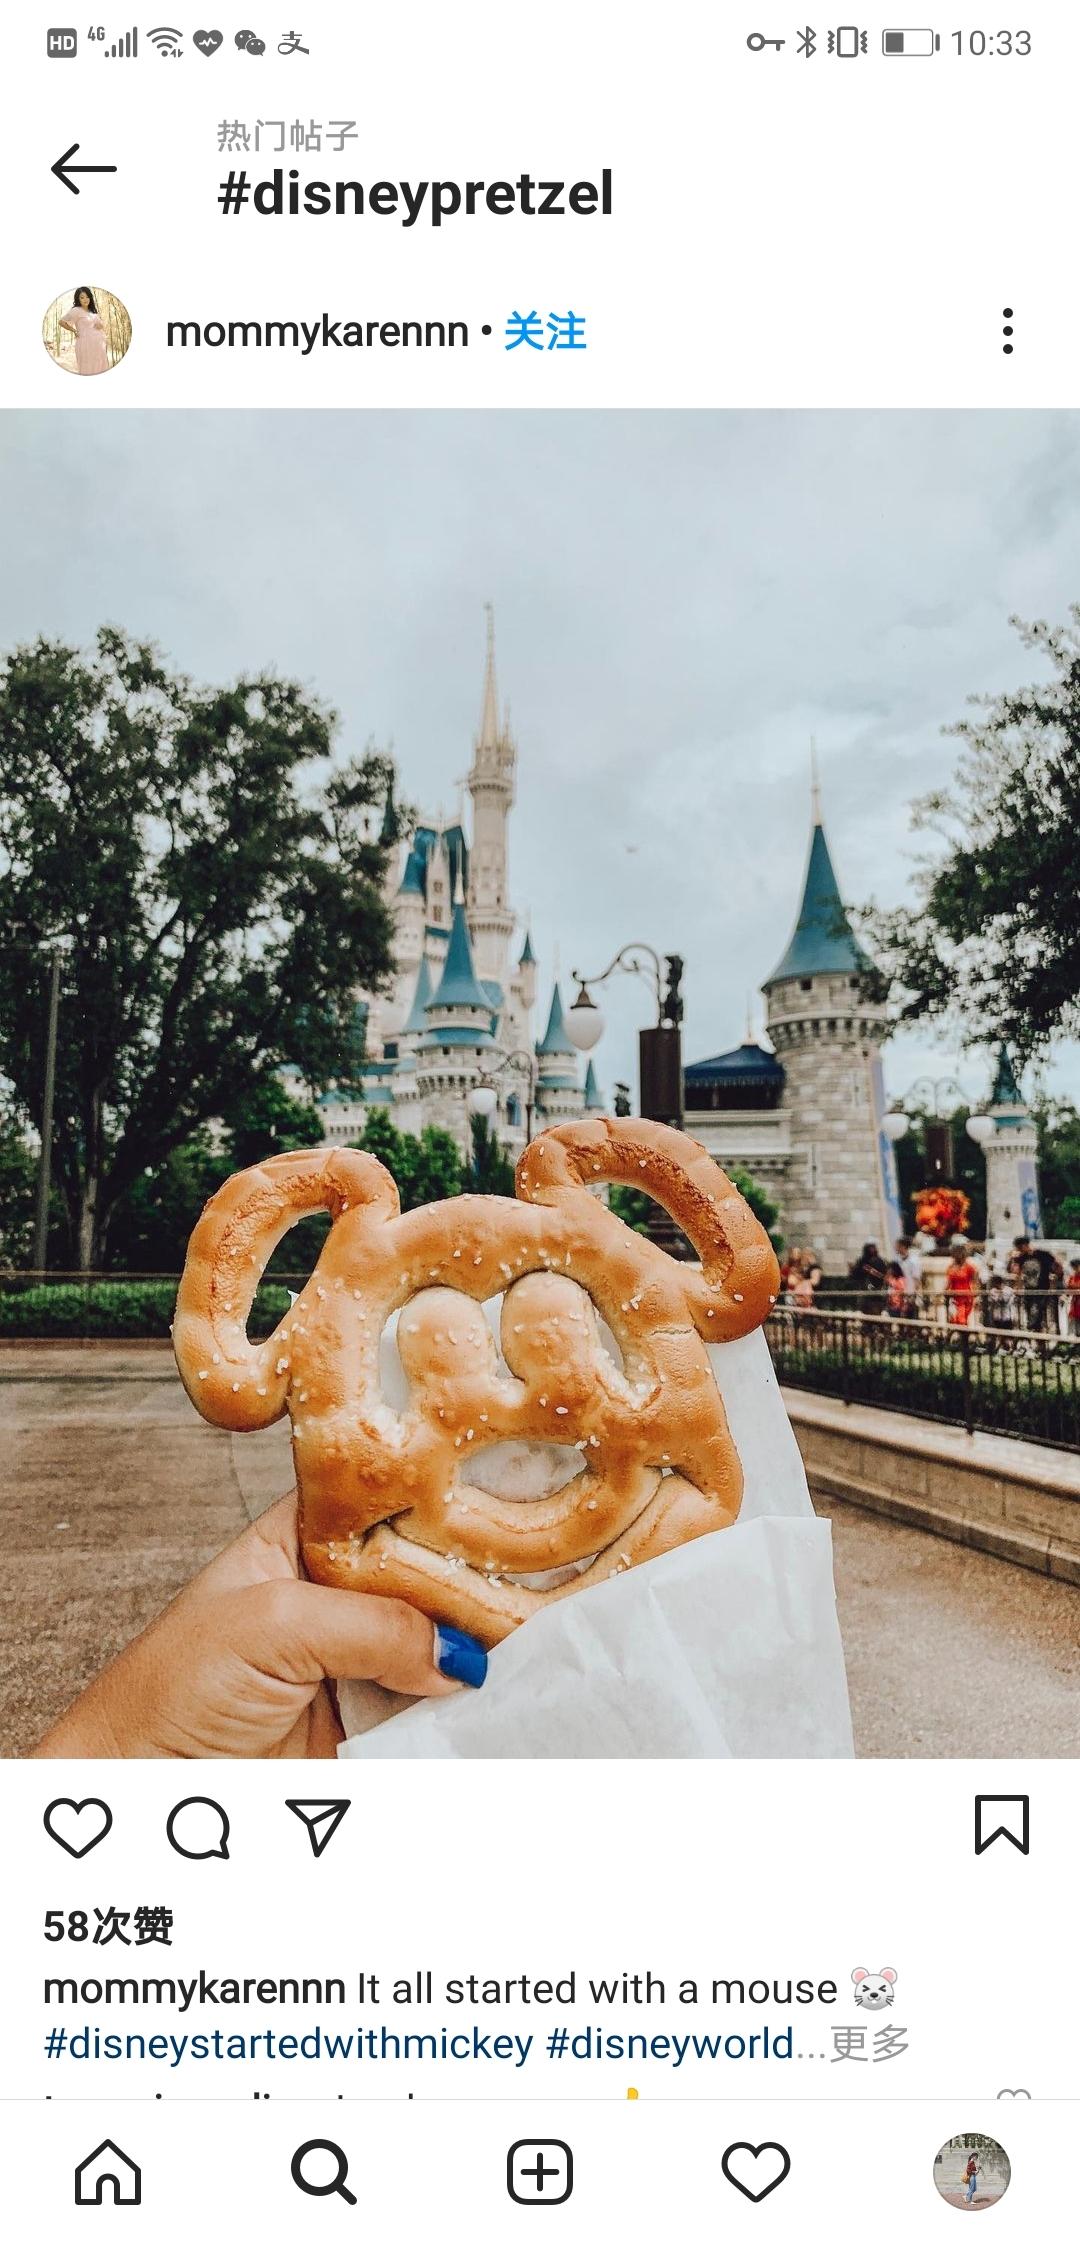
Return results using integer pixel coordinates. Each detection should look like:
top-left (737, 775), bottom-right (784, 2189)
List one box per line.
top-left (1034, 1097), bottom-right (1080, 1234)
top-left (730, 1165), bottom-right (784, 1253)
top-left (106, 1133), bottom-right (221, 1272)
top-left (0, 628), bottom-right (401, 1266)
top-left (464, 1113), bottom-right (515, 1195)
top-left (0, 1099), bottom-right (45, 1268)
top-left (865, 609), bottom-right (1080, 1057)
top-left (355, 1108), bottom-right (464, 1210)
top-left (608, 1185), bottom-right (652, 1235)
top-left (104, 1074), bottom-right (322, 1271)
top-left (610, 1166), bottom-right (784, 1251)
top-left (221, 1072), bottom-right (321, 1172)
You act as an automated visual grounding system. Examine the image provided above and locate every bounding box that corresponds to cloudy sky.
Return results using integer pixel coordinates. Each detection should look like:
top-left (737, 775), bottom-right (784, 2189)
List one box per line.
top-left (3, 408), bottom-right (1078, 1107)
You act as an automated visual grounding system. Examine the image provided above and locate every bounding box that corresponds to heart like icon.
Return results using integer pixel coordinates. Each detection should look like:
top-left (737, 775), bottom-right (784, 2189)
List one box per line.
top-left (721, 2141), bottom-right (791, 2203)
top-left (44, 1797), bottom-right (113, 1858)
top-left (193, 28), bottom-right (223, 55)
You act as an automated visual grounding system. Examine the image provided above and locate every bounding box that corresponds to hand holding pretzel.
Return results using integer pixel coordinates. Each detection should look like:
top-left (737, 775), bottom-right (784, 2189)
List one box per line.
top-left (173, 1119), bottom-right (779, 1647)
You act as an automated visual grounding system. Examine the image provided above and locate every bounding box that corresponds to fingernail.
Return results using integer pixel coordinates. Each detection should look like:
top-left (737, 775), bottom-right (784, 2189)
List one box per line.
top-left (434, 1624), bottom-right (488, 1689)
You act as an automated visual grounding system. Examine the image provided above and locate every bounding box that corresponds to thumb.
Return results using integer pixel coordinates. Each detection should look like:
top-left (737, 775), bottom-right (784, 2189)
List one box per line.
top-left (239, 1580), bottom-right (487, 1696)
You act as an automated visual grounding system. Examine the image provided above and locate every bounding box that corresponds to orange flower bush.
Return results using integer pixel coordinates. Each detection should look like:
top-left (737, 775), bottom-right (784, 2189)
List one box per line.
top-left (912, 1185), bottom-right (972, 1243)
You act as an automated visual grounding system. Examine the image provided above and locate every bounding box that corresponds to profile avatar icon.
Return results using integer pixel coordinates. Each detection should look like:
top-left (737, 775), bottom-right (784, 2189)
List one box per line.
top-left (43, 285), bottom-right (132, 378)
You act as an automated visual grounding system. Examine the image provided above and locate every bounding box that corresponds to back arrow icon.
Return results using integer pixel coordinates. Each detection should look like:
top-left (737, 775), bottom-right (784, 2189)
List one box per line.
top-left (51, 143), bottom-right (118, 195)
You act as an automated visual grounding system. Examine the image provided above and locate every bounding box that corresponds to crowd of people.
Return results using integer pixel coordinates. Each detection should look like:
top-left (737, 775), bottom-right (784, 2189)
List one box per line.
top-left (778, 1234), bottom-right (1080, 1336)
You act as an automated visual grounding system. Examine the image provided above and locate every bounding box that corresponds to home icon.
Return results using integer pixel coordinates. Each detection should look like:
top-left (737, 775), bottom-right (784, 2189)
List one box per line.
top-left (74, 2139), bottom-right (142, 2206)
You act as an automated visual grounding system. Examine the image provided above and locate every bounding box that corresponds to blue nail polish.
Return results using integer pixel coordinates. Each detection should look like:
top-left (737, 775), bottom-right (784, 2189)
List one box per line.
top-left (435, 1625), bottom-right (488, 1689)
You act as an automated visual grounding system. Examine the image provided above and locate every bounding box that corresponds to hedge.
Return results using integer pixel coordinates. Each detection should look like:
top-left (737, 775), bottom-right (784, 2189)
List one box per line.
top-left (0, 1280), bottom-right (294, 1341)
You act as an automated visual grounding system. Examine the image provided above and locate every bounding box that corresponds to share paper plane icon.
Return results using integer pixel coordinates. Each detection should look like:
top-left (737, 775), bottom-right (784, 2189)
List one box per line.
top-left (286, 1799), bottom-right (351, 1858)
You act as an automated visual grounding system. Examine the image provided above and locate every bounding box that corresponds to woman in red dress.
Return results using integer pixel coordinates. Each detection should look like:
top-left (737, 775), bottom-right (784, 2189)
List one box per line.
top-left (945, 1242), bottom-right (980, 1326)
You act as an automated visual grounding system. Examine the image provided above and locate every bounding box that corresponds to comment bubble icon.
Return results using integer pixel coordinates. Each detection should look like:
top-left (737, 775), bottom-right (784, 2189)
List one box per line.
top-left (166, 1795), bottom-right (230, 1861)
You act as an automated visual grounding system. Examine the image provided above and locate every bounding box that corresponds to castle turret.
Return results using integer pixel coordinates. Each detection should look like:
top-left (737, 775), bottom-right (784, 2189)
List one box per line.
top-left (535, 982), bottom-right (584, 1125)
top-left (583, 1057), bottom-right (605, 1114)
top-left (763, 786), bottom-right (900, 1271)
top-left (399, 953), bottom-right (434, 1050)
top-left (425, 825), bottom-right (453, 934)
top-left (391, 841), bottom-right (425, 958)
top-left (514, 925), bottom-right (538, 1011)
top-left (466, 605), bottom-right (516, 986)
top-left (980, 1044), bottom-right (1042, 1244)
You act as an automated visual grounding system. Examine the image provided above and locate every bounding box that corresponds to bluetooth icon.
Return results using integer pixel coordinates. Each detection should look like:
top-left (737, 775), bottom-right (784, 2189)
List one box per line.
top-left (796, 25), bottom-right (817, 54)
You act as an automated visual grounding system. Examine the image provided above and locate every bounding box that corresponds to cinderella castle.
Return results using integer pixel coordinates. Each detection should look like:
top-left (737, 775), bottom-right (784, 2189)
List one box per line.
top-left (316, 609), bottom-right (601, 1151)
top-left (316, 622), bottom-right (1041, 1274)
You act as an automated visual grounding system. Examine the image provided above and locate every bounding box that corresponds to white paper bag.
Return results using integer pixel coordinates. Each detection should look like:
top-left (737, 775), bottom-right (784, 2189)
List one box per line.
top-left (337, 1327), bottom-right (853, 1760)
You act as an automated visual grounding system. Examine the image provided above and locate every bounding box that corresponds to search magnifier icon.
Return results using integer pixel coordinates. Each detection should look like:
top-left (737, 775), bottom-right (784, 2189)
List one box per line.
top-left (291, 2139), bottom-right (357, 2206)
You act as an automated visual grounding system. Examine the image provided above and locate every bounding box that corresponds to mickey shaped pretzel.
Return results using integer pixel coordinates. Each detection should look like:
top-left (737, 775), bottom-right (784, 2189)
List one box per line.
top-left (174, 1118), bottom-right (779, 1646)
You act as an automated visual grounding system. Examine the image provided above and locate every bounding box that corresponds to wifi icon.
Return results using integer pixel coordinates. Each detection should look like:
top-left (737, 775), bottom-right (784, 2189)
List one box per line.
top-left (148, 24), bottom-right (183, 55)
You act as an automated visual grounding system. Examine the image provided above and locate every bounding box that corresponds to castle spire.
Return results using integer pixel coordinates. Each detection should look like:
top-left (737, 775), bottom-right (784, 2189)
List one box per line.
top-left (428, 898), bottom-right (491, 1014)
top-left (479, 600), bottom-right (500, 748)
top-left (764, 794), bottom-right (870, 988)
top-left (990, 1043), bottom-right (1026, 1111)
top-left (810, 736), bottom-right (822, 825)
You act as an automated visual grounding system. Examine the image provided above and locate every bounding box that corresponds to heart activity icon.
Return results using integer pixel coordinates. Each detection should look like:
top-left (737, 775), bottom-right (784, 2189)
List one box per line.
top-left (721, 2141), bottom-right (792, 2202)
top-left (193, 29), bottom-right (223, 55)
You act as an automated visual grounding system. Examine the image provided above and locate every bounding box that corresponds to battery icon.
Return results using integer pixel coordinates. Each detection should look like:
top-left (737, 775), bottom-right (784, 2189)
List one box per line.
top-left (882, 28), bottom-right (939, 53)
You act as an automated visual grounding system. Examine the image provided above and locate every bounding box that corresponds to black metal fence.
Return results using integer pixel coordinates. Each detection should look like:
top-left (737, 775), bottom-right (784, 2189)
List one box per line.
top-left (767, 1305), bottom-right (1080, 1452)
top-left (800, 1286), bottom-right (1077, 1336)
top-left (4, 1273), bottom-right (1079, 1455)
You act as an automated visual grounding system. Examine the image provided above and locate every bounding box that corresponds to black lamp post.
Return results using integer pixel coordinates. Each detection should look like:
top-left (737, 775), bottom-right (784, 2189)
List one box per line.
top-left (564, 945), bottom-right (685, 1129)
top-left (466, 1046), bottom-right (540, 1143)
top-left (565, 945), bottom-right (690, 1257)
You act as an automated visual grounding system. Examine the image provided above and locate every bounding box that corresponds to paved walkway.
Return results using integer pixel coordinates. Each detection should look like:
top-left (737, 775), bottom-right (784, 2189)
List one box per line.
top-left (2, 1344), bottom-right (1078, 1756)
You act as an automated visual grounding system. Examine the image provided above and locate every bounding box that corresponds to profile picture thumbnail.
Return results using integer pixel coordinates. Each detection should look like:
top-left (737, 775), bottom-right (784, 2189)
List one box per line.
top-left (42, 284), bottom-right (132, 377)
top-left (933, 2134), bottom-right (1011, 2211)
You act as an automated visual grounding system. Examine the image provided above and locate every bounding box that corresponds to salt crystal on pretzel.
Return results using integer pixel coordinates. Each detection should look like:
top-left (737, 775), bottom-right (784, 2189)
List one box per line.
top-left (173, 1118), bottom-right (779, 1648)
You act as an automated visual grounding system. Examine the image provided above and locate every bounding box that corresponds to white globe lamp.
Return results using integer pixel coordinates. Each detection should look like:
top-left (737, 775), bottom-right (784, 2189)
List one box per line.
top-left (881, 1109), bottom-right (910, 1143)
top-left (966, 1113), bottom-right (995, 1146)
top-left (466, 1083), bottom-right (498, 1121)
top-left (565, 989), bottom-right (604, 1051)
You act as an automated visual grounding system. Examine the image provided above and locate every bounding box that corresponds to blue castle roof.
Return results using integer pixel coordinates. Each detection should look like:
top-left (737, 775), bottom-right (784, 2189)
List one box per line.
top-left (518, 928), bottom-right (536, 967)
top-left (397, 822), bottom-right (469, 903)
top-left (427, 900), bottom-right (491, 1013)
top-left (537, 981), bottom-right (575, 1057)
top-left (419, 1024), bottom-right (495, 1050)
top-left (583, 1058), bottom-right (604, 1111)
top-left (402, 954), bottom-right (433, 1034)
top-left (684, 1042), bottom-right (785, 1088)
top-left (764, 821), bottom-right (871, 987)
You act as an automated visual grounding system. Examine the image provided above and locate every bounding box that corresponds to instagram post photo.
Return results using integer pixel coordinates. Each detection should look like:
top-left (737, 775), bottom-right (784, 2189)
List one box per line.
top-left (1, 6), bottom-right (1078, 2237)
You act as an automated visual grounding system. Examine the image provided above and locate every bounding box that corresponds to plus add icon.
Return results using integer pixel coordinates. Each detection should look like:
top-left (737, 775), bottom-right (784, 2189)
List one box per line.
top-left (507, 2140), bottom-right (574, 2206)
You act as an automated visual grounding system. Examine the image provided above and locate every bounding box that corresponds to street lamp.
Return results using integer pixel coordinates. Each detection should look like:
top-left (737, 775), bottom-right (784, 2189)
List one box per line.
top-left (566, 945), bottom-right (684, 1129)
top-left (466, 1083), bottom-right (498, 1122)
top-left (965, 1113), bottom-right (995, 1147)
top-left (467, 1047), bottom-right (540, 1141)
top-left (567, 944), bottom-right (689, 1258)
top-left (883, 1074), bottom-right (971, 1186)
top-left (893, 1074), bottom-right (968, 1120)
top-left (33, 945), bottom-right (63, 1271)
